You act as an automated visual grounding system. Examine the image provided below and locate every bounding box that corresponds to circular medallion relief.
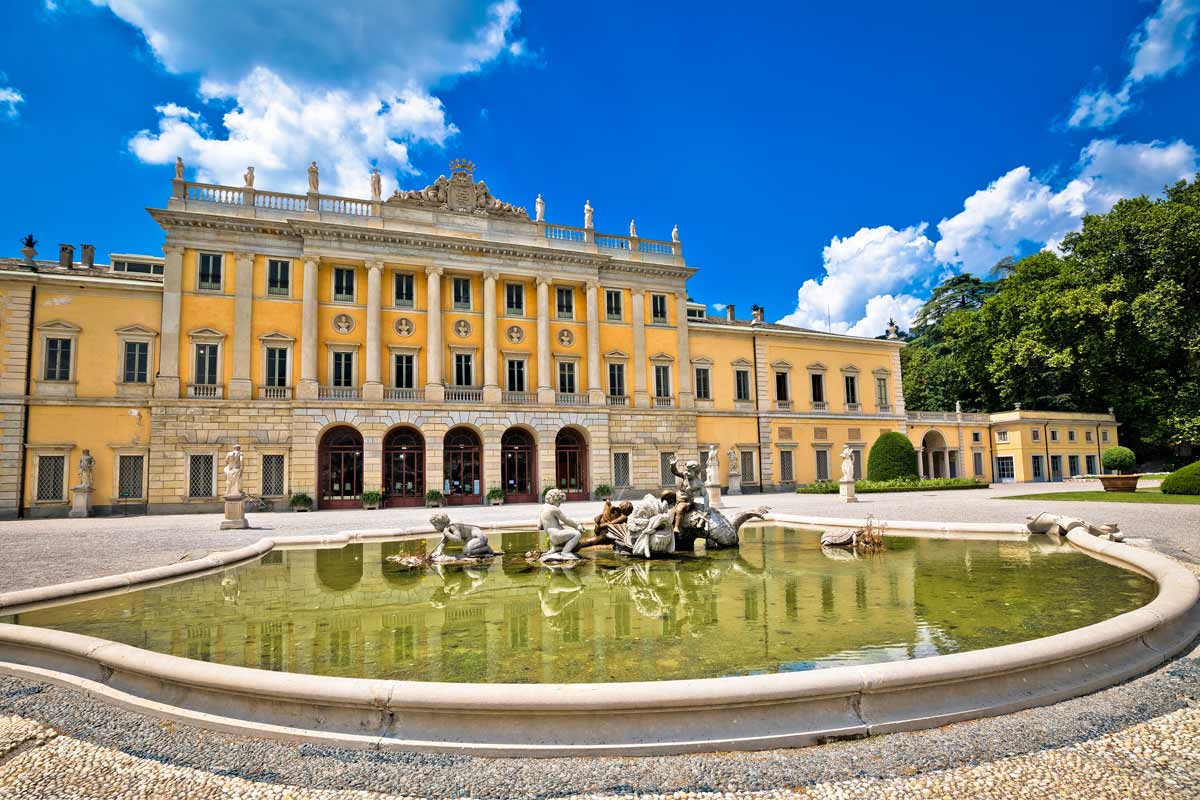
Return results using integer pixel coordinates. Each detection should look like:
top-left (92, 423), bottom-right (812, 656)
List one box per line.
top-left (394, 317), bottom-right (414, 337)
top-left (506, 325), bottom-right (524, 344)
top-left (454, 319), bottom-right (472, 338)
top-left (332, 313), bottom-right (355, 334)
top-left (557, 329), bottom-right (575, 346)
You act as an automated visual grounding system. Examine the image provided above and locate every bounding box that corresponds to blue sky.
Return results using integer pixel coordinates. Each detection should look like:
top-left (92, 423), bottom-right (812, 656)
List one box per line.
top-left (1, 0), bottom-right (1197, 336)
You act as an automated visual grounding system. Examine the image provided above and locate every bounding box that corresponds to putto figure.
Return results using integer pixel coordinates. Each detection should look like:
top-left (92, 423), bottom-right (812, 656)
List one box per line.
top-left (668, 456), bottom-right (706, 534)
top-left (539, 488), bottom-right (584, 561)
top-left (429, 513), bottom-right (498, 559)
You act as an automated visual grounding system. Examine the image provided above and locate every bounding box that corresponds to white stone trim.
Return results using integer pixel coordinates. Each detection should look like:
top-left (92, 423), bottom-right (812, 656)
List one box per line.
top-left (27, 444), bottom-right (73, 505)
top-left (34, 320), bottom-right (81, 398)
top-left (108, 446), bottom-right (150, 502)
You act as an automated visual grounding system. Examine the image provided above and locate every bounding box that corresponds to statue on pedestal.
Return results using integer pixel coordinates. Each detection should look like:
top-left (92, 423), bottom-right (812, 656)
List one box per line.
top-left (535, 193), bottom-right (545, 222)
top-left (583, 200), bottom-right (594, 230)
top-left (705, 445), bottom-right (719, 485)
top-left (307, 161), bottom-right (319, 193)
top-left (840, 445), bottom-right (855, 483)
top-left (77, 449), bottom-right (95, 490)
top-left (223, 445), bottom-right (244, 499)
top-left (539, 488), bottom-right (583, 561)
top-left (243, 166), bottom-right (255, 188)
top-left (672, 224), bottom-right (680, 243)
top-left (370, 168), bottom-right (382, 201)
top-left (174, 156), bottom-right (184, 180)
top-left (629, 219), bottom-right (637, 237)
top-left (429, 513), bottom-right (498, 559)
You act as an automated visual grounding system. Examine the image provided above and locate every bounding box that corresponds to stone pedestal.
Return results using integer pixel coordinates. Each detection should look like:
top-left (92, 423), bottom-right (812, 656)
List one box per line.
top-left (839, 478), bottom-right (858, 503)
top-left (68, 486), bottom-right (93, 518)
top-left (727, 474), bottom-right (742, 496)
top-left (221, 494), bottom-right (249, 529)
top-left (706, 481), bottom-right (723, 509)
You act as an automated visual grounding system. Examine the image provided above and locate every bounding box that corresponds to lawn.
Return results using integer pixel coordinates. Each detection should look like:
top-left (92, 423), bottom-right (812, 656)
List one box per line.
top-left (997, 488), bottom-right (1200, 505)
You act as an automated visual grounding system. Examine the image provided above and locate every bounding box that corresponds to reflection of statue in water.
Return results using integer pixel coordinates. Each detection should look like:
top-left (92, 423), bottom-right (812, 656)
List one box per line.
top-left (538, 488), bottom-right (583, 561)
top-left (538, 566), bottom-right (584, 621)
top-left (429, 513), bottom-right (498, 559)
top-left (223, 445), bottom-right (244, 498)
top-left (428, 562), bottom-right (490, 608)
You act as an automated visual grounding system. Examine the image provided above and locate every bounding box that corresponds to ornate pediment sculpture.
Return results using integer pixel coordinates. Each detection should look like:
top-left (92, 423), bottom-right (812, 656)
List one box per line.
top-left (388, 159), bottom-right (529, 219)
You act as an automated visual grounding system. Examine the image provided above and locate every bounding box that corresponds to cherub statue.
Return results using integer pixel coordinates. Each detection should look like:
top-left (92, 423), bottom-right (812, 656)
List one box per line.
top-left (668, 456), bottom-right (706, 534)
top-left (429, 512), bottom-right (497, 559)
top-left (538, 488), bottom-right (583, 561)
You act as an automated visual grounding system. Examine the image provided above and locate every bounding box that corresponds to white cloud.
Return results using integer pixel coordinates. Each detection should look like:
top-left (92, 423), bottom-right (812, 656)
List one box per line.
top-left (710, 303), bottom-right (726, 312)
top-left (91, 1), bottom-right (526, 192)
top-left (0, 87), bottom-right (24, 119)
top-left (1068, 0), bottom-right (1200, 128)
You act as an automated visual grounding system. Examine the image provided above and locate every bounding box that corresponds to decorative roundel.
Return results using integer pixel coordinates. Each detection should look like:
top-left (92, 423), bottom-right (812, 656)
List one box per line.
top-left (454, 319), bottom-right (472, 338)
top-left (506, 325), bottom-right (524, 344)
top-left (394, 317), bottom-right (414, 337)
top-left (557, 328), bottom-right (575, 346)
top-left (332, 313), bottom-right (355, 334)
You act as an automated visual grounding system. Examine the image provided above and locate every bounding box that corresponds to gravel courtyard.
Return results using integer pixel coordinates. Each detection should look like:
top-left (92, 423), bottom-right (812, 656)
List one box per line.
top-left (0, 479), bottom-right (1197, 798)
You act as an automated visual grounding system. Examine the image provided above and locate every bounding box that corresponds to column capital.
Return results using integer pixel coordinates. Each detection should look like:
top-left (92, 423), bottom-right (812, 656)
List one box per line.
top-left (162, 243), bottom-right (185, 256)
top-left (585, 279), bottom-right (601, 291)
top-left (535, 276), bottom-right (551, 288)
top-left (482, 269), bottom-right (499, 282)
top-left (234, 251), bottom-right (254, 264)
top-left (366, 260), bottom-right (384, 272)
top-left (426, 265), bottom-right (444, 277)
top-left (303, 256), bottom-right (320, 267)
top-left (630, 287), bottom-right (646, 297)
top-left (674, 289), bottom-right (688, 302)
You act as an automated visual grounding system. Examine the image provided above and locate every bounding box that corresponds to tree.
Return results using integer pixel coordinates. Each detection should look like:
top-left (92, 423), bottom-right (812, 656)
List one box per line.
top-left (867, 432), bottom-right (919, 481)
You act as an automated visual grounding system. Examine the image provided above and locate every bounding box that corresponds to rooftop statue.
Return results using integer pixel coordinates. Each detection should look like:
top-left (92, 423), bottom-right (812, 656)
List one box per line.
top-left (174, 156), bottom-right (184, 180)
top-left (535, 193), bottom-right (545, 222)
top-left (672, 224), bottom-right (680, 243)
top-left (370, 168), bottom-right (381, 201)
top-left (307, 161), bottom-right (319, 193)
top-left (244, 166), bottom-right (254, 188)
top-left (584, 200), bottom-right (594, 230)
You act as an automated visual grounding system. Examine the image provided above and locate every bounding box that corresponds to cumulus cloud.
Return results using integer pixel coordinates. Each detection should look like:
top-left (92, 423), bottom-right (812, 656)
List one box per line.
top-left (92, 1), bottom-right (526, 192)
top-left (0, 86), bottom-right (24, 119)
top-left (1068, 0), bottom-right (1200, 128)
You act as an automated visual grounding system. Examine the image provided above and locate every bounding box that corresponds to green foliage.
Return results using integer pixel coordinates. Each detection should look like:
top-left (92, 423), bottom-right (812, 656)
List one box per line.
top-left (360, 491), bottom-right (383, 506)
top-left (486, 486), bottom-right (505, 501)
top-left (288, 492), bottom-right (312, 508)
top-left (867, 432), bottom-right (919, 481)
top-left (594, 484), bottom-right (613, 498)
top-left (1101, 446), bottom-right (1137, 473)
top-left (424, 489), bottom-right (444, 502)
top-left (797, 477), bottom-right (987, 494)
top-left (1161, 460), bottom-right (1200, 495)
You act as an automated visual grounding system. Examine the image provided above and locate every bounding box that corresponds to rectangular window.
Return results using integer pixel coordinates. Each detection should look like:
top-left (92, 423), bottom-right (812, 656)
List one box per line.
top-left (741, 451), bottom-right (756, 482)
top-left (1068, 430), bottom-right (1077, 443)
top-left (973, 451), bottom-right (984, 476)
top-left (36, 455), bottom-right (65, 501)
top-left (972, 431), bottom-right (982, 443)
top-left (262, 454), bottom-right (285, 497)
top-left (1101, 429), bottom-right (1110, 443)
top-left (1086, 454), bottom-right (1098, 475)
top-left (779, 450), bottom-right (794, 483)
top-left (333, 267), bottom-right (355, 302)
top-left (454, 353), bottom-right (473, 386)
top-left (117, 454), bottom-right (144, 499)
top-left (1032, 428), bottom-right (1041, 442)
top-left (452, 276), bottom-right (471, 309)
top-left (660, 452), bottom-right (675, 485)
top-left (505, 283), bottom-right (524, 315)
top-left (651, 294), bottom-right (668, 324)
top-left (815, 450), bottom-right (830, 481)
top-left (1050, 455), bottom-right (1063, 479)
top-left (997, 456), bottom-right (1015, 481)
top-left (995, 430), bottom-right (1009, 443)
top-left (265, 347), bottom-right (288, 387)
top-left (506, 359), bottom-right (526, 392)
top-left (608, 363), bottom-right (626, 397)
top-left (267, 259), bottom-right (290, 296)
top-left (844, 375), bottom-right (858, 406)
top-left (44, 338), bottom-right (71, 381)
top-left (332, 351), bottom-right (354, 387)
top-left (605, 289), bottom-right (622, 320)
top-left (122, 341), bottom-right (148, 384)
top-left (1050, 429), bottom-right (1059, 442)
top-left (876, 376), bottom-right (888, 406)
top-left (113, 259), bottom-right (164, 275)
top-left (1068, 455), bottom-right (1080, 476)
top-left (394, 273), bottom-right (415, 307)
top-left (1085, 430), bottom-right (1094, 442)
top-left (198, 253), bottom-right (222, 291)
top-left (188, 454), bottom-right (214, 498)
top-left (811, 373), bottom-right (825, 404)
top-left (1032, 454), bottom-right (1044, 480)
top-left (558, 361), bottom-right (576, 394)
top-left (613, 452), bottom-right (631, 487)
top-left (735, 369), bottom-right (751, 402)
top-left (394, 353), bottom-right (415, 388)
top-left (694, 367), bottom-right (711, 400)
top-left (556, 286), bottom-right (574, 319)
top-left (654, 364), bottom-right (671, 398)
top-left (775, 372), bottom-right (790, 402)
top-left (194, 344), bottom-right (218, 385)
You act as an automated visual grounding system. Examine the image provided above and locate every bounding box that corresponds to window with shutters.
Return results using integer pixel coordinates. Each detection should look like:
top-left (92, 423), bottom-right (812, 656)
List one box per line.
top-left (778, 426), bottom-right (793, 440)
top-left (265, 347), bottom-right (288, 387)
top-left (876, 376), bottom-right (888, 407)
top-left (117, 454), bottom-right (145, 499)
top-left (814, 427), bottom-right (828, 440)
top-left (973, 451), bottom-right (985, 476)
top-left (844, 374), bottom-right (858, 406)
top-left (734, 369), bottom-right (751, 401)
top-left (613, 452), bottom-right (631, 487)
top-left (262, 454), bottom-right (285, 496)
top-left (848, 428), bottom-right (861, 441)
top-left (189, 454), bottom-right (214, 498)
top-left (36, 455), bottom-right (65, 501)
top-left (815, 450), bottom-right (830, 481)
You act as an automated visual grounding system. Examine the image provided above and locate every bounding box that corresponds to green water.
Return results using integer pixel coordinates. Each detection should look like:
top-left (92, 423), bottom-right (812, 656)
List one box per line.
top-left (5, 527), bottom-right (1156, 683)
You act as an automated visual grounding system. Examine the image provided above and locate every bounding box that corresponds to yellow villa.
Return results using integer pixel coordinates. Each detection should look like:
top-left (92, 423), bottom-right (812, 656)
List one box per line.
top-left (0, 160), bottom-right (1120, 517)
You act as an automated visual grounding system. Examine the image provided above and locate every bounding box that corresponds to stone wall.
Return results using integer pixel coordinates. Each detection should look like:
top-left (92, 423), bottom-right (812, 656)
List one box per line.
top-left (608, 409), bottom-right (698, 498)
top-left (0, 401), bottom-right (26, 518)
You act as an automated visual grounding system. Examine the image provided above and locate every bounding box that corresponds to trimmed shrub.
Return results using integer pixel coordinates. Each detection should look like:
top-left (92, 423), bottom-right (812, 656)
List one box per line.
top-left (1101, 446), bottom-right (1137, 474)
top-left (1161, 460), bottom-right (1200, 495)
top-left (867, 432), bottom-right (919, 482)
top-left (797, 477), bottom-right (987, 494)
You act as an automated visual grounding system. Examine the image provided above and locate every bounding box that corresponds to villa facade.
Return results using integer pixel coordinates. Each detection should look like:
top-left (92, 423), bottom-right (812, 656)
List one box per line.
top-left (0, 162), bottom-right (1119, 517)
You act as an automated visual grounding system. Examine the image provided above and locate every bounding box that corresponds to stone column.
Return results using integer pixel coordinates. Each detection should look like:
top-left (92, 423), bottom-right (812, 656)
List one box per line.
top-left (297, 257), bottom-right (319, 400)
top-left (228, 252), bottom-right (254, 400)
top-left (536, 277), bottom-right (554, 404)
top-left (482, 270), bottom-right (501, 403)
top-left (940, 450), bottom-right (949, 480)
top-left (674, 290), bottom-right (693, 409)
top-left (154, 244), bottom-right (184, 398)
top-left (363, 261), bottom-right (384, 401)
top-left (917, 447), bottom-right (926, 479)
top-left (631, 288), bottom-right (649, 408)
top-left (585, 281), bottom-right (603, 405)
top-left (425, 267), bottom-right (445, 402)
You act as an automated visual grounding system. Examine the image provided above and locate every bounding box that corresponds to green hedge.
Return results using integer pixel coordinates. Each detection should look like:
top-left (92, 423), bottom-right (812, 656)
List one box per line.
top-left (1101, 446), bottom-right (1137, 474)
top-left (1161, 460), bottom-right (1200, 495)
top-left (797, 477), bottom-right (988, 494)
top-left (867, 431), bottom-right (919, 482)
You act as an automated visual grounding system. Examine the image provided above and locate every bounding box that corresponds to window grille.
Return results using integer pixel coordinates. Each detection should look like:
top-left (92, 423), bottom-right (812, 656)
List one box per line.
top-left (613, 452), bottom-right (631, 487)
top-left (740, 451), bottom-right (755, 482)
top-left (36, 455), bottom-right (65, 501)
top-left (659, 452), bottom-right (675, 485)
top-left (261, 454), bottom-right (285, 496)
top-left (189, 454), bottom-right (214, 497)
top-left (779, 450), bottom-right (794, 482)
top-left (117, 454), bottom-right (144, 499)
top-left (815, 450), bottom-right (830, 481)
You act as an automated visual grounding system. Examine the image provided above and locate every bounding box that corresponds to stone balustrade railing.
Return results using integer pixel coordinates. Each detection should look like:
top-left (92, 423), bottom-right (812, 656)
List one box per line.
top-left (445, 387), bottom-right (483, 403)
top-left (909, 410), bottom-right (991, 423)
top-left (318, 385), bottom-right (361, 400)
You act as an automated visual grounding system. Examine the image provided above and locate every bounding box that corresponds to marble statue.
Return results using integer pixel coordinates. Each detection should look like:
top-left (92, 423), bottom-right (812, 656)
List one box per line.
top-left (727, 448), bottom-right (740, 475)
top-left (584, 200), bottom-right (594, 230)
top-left (1026, 512), bottom-right (1124, 542)
top-left (840, 445), bottom-right (855, 482)
top-left (370, 168), bottom-right (381, 201)
top-left (307, 161), bottom-right (319, 192)
top-left (429, 513), bottom-right (498, 559)
top-left (223, 445), bottom-right (244, 498)
top-left (672, 224), bottom-right (680, 243)
top-left (243, 166), bottom-right (254, 188)
top-left (668, 457), bottom-right (707, 534)
top-left (535, 193), bottom-right (545, 222)
top-left (77, 449), bottom-right (95, 490)
top-left (626, 494), bottom-right (675, 558)
top-left (174, 156), bottom-right (185, 180)
top-left (705, 445), bottom-right (719, 485)
top-left (629, 219), bottom-right (637, 237)
top-left (538, 488), bottom-right (584, 561)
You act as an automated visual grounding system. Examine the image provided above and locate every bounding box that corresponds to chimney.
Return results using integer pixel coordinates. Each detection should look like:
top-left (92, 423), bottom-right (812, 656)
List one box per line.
top-left (80, 244), bottom-right (95, 268)
top-left (751, 304), bottom-right (765, 325)
top-left (58, 244), bottom-right (74, 270)
top-left (725, 304), bottom-right (736, 322)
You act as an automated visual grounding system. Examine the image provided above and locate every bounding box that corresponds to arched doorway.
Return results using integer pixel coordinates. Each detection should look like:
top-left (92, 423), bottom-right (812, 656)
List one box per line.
top-left (382, 426), bottom-right (425, 507)
top-left (318, 426), bottom-right (363, 509)
top-left (555, 427), bottom-right (588, 501)
top-left (501, 427), bottom-right (537, 503)
top-left (921, 430), bottom-right (951, 479)
top-left (444, 426), bottom-right (482, 505)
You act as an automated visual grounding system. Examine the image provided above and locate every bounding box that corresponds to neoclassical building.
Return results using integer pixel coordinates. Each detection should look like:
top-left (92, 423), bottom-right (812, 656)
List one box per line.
top-left (0, 161), bottom-right (1119, 517)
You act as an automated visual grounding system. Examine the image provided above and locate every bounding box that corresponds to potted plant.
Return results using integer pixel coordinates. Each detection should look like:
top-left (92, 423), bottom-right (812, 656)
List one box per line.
top-left (360, 490), bottom-right (383, 510)
top-left (594, 484), bottom-right (613, 500)
top-left (289, 492), bottom-right (313, 512)
top-left (425, 489), bottom-right (444, 508)
top-left (486, 486), bottom-right (505, 506)
top-left (1098, 446), bottom-right (1140, 492)
top-left (20, 234), bottom-right (37, 262)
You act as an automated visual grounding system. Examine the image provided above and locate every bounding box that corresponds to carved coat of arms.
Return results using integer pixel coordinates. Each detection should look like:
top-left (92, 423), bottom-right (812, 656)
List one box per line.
top-left (388, 160), bottom-right (528, 219)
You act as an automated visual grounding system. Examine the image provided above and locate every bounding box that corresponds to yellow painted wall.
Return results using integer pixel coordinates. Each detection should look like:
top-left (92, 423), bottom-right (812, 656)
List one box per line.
top-left (25, 404), bottom-right (151, 507)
